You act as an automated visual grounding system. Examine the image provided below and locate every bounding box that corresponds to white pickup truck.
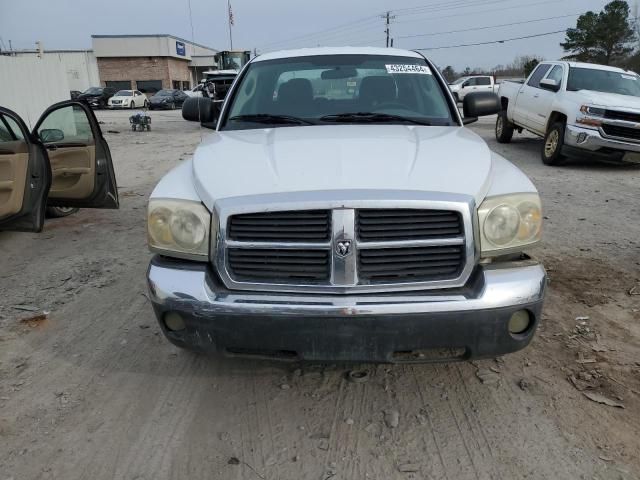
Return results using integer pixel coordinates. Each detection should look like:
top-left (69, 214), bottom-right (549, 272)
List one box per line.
top-left (449, 75), bottom-right (497, 102)
top-left (146, 47), bottom-right (546, 363)
top-left (496, 61), bottom-right (640, 165)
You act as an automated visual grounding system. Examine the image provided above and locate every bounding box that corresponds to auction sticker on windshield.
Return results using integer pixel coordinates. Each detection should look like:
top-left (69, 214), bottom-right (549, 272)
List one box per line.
top-left (386, 64), bottom-right (432, 75)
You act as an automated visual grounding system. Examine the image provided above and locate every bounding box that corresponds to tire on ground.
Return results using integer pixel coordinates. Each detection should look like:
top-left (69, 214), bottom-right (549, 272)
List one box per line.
top-left (495, 111), bottom-right (514, 144)
top-left (542, 121), bottom-right (567, 166)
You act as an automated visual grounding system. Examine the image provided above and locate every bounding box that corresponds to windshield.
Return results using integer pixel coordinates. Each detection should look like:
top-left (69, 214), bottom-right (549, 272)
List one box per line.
top-left (155, 90), bottom-right (174, 96)
top-left (567, 68), bottom-right (640, 96)
top-left (83, 87), bottom-right (103, 94)
top-left (115, 90), bottom-right (132, 96)
top-left (222, 54), bottom-right (455, 130)
top-left (451, 77), bottom-right (468, 85)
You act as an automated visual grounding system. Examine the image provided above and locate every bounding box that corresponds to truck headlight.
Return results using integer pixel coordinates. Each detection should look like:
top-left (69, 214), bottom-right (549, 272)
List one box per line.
top-left (147, 199), bottom-right (210, 259)
top-left (577, 105), bottom-right (605, 128)
top-left (478, 193), bottom-right (542, 255)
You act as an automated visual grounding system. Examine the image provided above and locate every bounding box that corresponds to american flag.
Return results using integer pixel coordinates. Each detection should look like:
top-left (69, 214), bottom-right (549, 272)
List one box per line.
top-left (228, 2), bottom-right (234, 26)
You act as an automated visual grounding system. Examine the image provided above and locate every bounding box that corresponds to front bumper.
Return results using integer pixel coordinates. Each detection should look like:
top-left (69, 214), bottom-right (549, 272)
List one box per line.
top-left (564, 124), bottom-right (640, 161)
top-left (147, 256), bottom-right (546, 363)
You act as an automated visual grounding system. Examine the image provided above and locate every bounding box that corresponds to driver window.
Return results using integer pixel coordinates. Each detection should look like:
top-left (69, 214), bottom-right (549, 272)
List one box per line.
top-left (546, 66), bottom-right (563, 86)
top-left (37, 105), bottom-right (93, 145)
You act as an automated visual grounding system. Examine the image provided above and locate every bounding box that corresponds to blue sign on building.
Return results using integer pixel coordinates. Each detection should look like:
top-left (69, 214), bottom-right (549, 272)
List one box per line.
top-left (176, 41), bottom-right (186, 56)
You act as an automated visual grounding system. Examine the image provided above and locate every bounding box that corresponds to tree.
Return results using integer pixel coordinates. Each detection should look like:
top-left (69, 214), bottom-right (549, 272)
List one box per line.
top-left (441, 66), bottom-right (456, 82)
top-left (561, 0), bottom-right (636, 65)
top-left (463, 66), bottom-right (471, 75)
top-left (523, 58), bottom-right (540, 77)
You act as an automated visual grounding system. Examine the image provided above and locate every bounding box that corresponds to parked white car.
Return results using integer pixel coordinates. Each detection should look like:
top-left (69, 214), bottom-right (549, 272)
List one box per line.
top-left (184, 84), bottom-right (205, 98)
top-left (449, 75), bottom-right (498, 102)
top-left (146, 47), bottom-right (545, 363)
top-left (108, 90), bottom-right (148, 109)
top-left (497, 61), bottom-right (640, 165)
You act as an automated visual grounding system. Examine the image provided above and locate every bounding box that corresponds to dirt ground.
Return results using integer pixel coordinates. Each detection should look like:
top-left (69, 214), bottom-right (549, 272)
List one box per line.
top-left (1, 110), bottom-right (639, 480)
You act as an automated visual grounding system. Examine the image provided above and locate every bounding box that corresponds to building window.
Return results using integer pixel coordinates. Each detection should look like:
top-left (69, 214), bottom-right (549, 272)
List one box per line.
top-left (105, 80), bottom-right (132, 91)
top-left (136, 80), bottom-right (162, 94)
top-left (172, 80), bottom-right (181, 90)
top-left (182, 81), bottom-right (190, 90)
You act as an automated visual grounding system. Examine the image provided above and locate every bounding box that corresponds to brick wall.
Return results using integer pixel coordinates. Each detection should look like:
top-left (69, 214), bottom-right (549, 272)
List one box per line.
top-left (97, 57), bottom-right (190, 90)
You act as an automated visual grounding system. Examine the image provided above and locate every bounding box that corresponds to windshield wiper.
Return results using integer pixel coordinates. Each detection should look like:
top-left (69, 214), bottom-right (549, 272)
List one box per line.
top-left (228, 114), bottom-right (314, 126)
top-left (319, 112), bottom-right (432, 126)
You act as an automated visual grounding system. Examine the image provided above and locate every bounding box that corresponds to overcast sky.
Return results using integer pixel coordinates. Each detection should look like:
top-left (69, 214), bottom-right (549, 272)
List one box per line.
top-left (0, 0), bottom-right (630, 70)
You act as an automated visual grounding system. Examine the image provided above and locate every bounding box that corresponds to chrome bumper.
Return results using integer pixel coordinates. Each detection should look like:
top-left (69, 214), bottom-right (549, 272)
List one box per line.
top-left (147, 257), bottom-right (547, 362)
top-left (565, 124), bottom-right (640, 155)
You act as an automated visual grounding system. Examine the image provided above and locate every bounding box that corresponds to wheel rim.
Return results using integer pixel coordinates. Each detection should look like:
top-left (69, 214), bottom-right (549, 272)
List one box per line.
top-left (545, 130), bottom-right (559, 157)
top-left (55, 207), bottom-right (75, 214)
top-left (496, 116), bottom-right (503, 136)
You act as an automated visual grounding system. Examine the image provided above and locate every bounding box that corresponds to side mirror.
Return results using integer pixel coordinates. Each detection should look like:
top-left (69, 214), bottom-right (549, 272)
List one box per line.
top-left (39, 128), bottom-right (65, 143)
top-left (182, 97), bottom-right (221, 123)
top-left (462, 92), bottom-right (500, 123)
top-left (539, 78), bottom-right (560, 92)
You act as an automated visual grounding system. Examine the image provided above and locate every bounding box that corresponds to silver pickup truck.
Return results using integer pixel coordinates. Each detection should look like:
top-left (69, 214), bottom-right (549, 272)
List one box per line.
top-left (146, 47), bottom-right (546, 363)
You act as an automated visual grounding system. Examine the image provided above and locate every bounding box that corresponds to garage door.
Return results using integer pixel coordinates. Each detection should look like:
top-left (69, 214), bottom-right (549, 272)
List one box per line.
top-left (136, 80), bottom-right (162, 94)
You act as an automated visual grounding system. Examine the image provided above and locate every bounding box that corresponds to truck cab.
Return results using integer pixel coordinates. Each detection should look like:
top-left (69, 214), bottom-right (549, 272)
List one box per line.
top-left (449, 75), bottom-right (497, 102)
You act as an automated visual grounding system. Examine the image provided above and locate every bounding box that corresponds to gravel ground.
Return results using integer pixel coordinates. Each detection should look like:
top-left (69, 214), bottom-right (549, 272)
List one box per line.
top-left (0, 110), bottom-right (639, 480)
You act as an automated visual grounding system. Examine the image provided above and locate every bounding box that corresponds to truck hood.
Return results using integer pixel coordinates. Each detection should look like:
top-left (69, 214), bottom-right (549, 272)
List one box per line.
top-left (192, 125), bottom-right (494, 209)
top-left (568, 90), bottom-right (640, 110)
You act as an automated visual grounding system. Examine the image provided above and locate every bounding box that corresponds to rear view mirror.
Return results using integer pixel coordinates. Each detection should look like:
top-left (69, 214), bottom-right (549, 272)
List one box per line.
top-left (39, 128), bottom-right (65, 143)
top-left (321, 67), bottom-right (358, 80)
top-left (539, 78), bottom-right (560, 92)
top-left (463, 92), bottom-right (500, 122)
top-left (182, 97), bottom-right (221, 123)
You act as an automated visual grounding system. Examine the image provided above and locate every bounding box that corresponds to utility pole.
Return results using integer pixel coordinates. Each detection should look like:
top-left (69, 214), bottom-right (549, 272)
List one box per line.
top-left (381, 11), bottom-right (395, 48)
top-left (227, 0), bottom-right (234, 50)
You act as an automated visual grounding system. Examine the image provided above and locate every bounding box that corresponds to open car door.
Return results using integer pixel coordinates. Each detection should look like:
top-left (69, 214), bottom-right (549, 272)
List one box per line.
top-left (33, 101), bottom-right (119, 209)
top-left (0, 107), bottom-right (51, 232)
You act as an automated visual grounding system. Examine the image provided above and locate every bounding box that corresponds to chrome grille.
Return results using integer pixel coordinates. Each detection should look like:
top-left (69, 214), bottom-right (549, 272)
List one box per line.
top-left (216, 194), bottom-right (476, 294)
top-left (359, 245), bottom-right (465, 283)
top-left (357, 209), bottom-right (462, 241)
top-left (229, 210), bottom-right (330, 242)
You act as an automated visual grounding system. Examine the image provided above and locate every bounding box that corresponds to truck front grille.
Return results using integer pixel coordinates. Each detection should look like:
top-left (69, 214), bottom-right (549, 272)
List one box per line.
top-left (228, 248), bottom-right (330, 283)
top-left (602, 124), bottom-right (640, 141)
top-left (604, 110), bottom-right (640, 123)
top-left (357, 208), bottom-right (462, 241)
top-left (359, 245), bottom-right (465, 283)
top-left (229, 210), bottom-right (330, 242)
top-left (219, 202), bottom-right (473, 293)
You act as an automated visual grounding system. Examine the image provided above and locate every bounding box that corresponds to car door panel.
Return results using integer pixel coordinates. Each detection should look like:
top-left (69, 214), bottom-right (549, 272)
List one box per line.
top-left (47, 144), bottom-right (95, 199)
top-left (33, 101), bottom-right (119, 209)
top-left (0, 108), bottom-right (51, 232)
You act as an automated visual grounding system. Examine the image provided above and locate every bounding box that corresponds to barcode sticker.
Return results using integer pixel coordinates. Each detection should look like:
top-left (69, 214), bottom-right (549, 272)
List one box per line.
top-left (386, 64), bottom-right (432, 75)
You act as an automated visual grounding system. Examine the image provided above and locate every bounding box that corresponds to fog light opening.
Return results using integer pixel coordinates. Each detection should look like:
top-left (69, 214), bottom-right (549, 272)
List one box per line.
top-left (508, 310), bottom-right (532, 335)
top-left (163, 312), bottom-right (186, 332)
top-left (577, 132), bottom-right (588, 144)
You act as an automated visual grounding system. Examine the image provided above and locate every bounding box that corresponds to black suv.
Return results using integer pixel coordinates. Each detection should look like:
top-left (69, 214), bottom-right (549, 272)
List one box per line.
top-left (77, 87), bottom-right (116, 109)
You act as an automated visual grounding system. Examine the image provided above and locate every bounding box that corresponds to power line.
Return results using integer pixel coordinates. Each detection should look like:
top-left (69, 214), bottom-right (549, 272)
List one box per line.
top-left (414, 29), bottom-right (566, 50)
top-left (260, 15), bottom-right (379, 49)
top-left (398, 13), bottom-right (580, 39)
top-left (259, 0), bottom-right (523, 50)
top-left (392, 0), bottom-right (564, 26)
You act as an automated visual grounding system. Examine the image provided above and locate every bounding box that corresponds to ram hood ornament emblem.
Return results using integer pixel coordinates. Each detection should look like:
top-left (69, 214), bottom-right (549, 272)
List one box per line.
top-left (335, 239), bottom-right (352, 257)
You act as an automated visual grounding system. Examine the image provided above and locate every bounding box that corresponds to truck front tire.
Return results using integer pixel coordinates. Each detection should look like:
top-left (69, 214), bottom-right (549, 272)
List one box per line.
top-left (542, 122), bottom-right (567, 166)
top-left (495, 111), bottom-right (514, 144)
